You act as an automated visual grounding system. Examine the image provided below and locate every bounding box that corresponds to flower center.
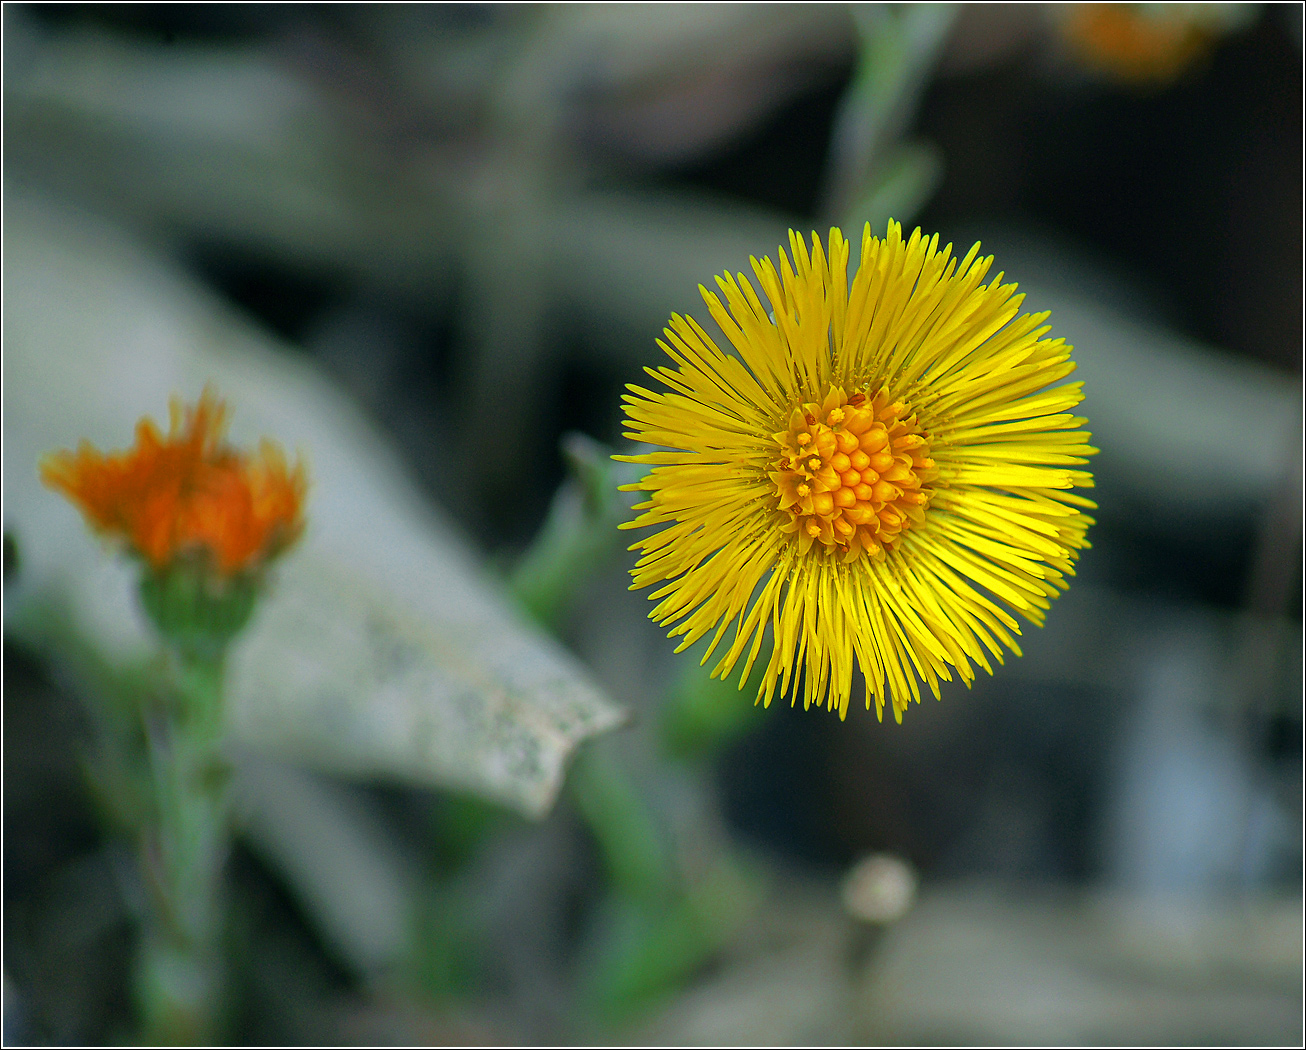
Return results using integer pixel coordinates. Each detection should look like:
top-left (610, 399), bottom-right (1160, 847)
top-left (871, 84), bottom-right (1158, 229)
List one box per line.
top-left (769, 387), bottom-right (935, 561)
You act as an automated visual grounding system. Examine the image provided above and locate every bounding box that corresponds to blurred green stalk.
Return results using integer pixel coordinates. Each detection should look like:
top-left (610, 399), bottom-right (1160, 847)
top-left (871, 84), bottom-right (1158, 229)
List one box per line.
top-left (568, 748), bottom-right (671, 905)
top-left (821, 3), bottom-right (954, 229)
top-left (131, 564), bottom-right (258, 1044)
top-left (579, 856), bottom-right (759, 1027)
top-left (136, 645), bottom-right (229, 1045)
top-left (510, 432), bottom-right (635, 630)
top-left (511, 436), bottom-right (764, 1028)
top-left (660, 647), bottom-right (770, 761)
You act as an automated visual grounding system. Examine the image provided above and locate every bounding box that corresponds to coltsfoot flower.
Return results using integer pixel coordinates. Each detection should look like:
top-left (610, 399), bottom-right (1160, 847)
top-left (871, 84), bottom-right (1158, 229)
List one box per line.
top-left (619, 222), bottom-right (1097, 722)
top-left (41, 387), bottom-right (306, 579)
top-left (1059, 3), bottom-right (1255, 85)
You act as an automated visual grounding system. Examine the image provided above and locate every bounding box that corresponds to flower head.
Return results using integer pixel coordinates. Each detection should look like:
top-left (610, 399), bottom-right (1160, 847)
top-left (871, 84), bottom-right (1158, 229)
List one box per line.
top-left (619, 222), bottom-right (1096, 722)
top-left (1060, 3), bottom-right (1253, 85)
top-left (41, 388), bottom-right (306, 579)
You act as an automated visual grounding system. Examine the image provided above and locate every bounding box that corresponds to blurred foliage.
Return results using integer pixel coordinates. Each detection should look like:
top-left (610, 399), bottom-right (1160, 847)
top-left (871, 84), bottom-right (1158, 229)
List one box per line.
top-left (427, 792), bottom-right (523, 876)
top-left (823, 3), bottom-right (955, 227)
top-left (568, 750), bottom-right (672, 908)
top-left (661, 647), bottom-right (772, 762)
top-left (509, 433), bottom-right (640, 632)
top-left (578, 856), bottom-right (761, 1027)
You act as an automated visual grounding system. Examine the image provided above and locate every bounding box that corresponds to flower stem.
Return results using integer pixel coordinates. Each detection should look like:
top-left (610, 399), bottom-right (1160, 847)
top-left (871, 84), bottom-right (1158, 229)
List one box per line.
top-left (136, 644), bottom-right (232, 1045)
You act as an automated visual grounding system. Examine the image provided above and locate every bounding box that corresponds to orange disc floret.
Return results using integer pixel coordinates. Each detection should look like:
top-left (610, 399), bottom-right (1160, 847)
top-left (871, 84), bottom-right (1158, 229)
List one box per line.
top-left (41, 388), bottom-right (306, 576)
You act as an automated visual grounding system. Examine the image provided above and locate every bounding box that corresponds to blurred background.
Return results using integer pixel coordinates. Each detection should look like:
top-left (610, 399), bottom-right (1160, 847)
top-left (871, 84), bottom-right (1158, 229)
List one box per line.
top-left (3, 3), bottom-right (1302, 1045)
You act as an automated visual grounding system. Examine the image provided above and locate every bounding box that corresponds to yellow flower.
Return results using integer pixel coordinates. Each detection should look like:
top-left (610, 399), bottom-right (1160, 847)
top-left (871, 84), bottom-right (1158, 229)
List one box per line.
top-left (619, 222), bottom-right (1097, 722)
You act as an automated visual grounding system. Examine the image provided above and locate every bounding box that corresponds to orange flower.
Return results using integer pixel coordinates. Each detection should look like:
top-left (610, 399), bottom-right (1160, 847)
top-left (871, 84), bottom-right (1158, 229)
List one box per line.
top-left (41, 389), bottom-right (306, 577)
top-left (1061, 3), bottom-right (1247, 85)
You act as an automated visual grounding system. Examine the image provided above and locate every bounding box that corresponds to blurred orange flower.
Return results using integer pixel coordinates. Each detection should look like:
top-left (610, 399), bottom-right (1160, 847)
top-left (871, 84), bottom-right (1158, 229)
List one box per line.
top-left (41, 388), bottom-right (306, 577)
top-left (1061, 3), bottom-right (1252, 85)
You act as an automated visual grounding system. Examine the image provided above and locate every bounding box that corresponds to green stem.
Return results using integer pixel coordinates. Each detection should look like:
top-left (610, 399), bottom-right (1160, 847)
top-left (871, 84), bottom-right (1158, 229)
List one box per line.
top-left (568, 748), bottom-right (671, 907)
top-left (136, 645), bottom-right (232, 1045)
